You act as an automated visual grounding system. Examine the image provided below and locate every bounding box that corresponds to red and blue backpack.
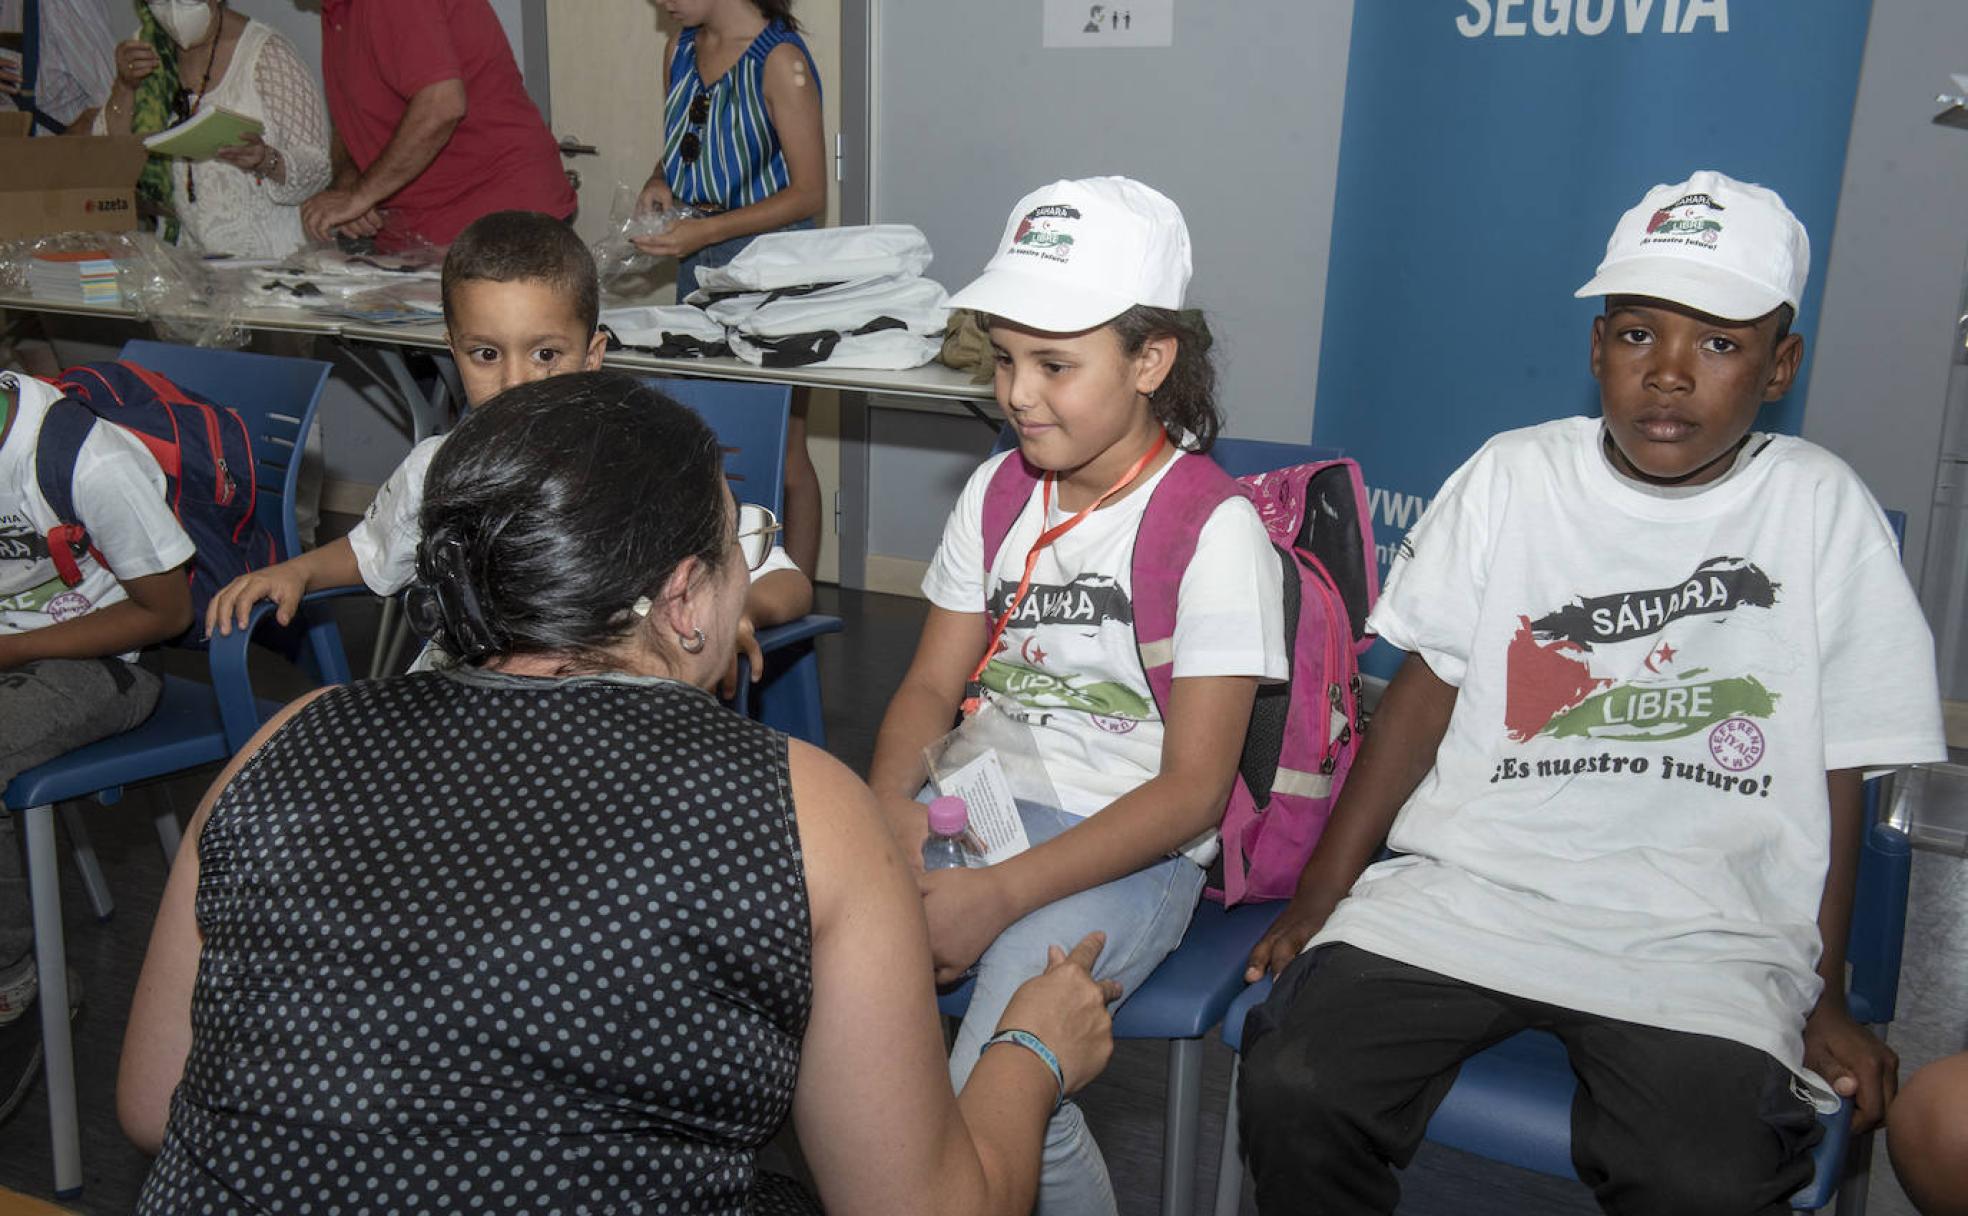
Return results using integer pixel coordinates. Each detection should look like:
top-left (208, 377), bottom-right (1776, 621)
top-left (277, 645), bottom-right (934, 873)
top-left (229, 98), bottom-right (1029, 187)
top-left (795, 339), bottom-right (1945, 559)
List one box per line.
top-left (34, 361), bottom-right (277, 647)
top-left (982, 449), bottom-right (1378, 906)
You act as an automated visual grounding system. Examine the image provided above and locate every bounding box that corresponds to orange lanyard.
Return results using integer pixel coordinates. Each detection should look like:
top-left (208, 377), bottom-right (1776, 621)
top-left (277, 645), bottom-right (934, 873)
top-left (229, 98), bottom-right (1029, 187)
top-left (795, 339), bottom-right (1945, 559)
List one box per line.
top-left (963, 431), bottom-right (1170, 714)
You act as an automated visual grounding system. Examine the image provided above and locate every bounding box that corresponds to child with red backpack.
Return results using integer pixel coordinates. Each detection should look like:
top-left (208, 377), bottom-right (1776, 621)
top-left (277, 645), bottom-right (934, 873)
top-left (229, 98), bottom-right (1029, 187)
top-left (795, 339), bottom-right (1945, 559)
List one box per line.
top-left (866, 177), bottom-right (1295, 1214)
top-left (0, 367), bottom-right (194, 1118)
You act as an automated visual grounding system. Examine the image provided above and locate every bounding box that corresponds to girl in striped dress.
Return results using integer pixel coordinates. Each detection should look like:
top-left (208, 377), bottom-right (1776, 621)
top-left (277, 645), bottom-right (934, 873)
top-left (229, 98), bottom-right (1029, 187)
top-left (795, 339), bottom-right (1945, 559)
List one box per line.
top-left (634, 0), bottom-right (827, 574)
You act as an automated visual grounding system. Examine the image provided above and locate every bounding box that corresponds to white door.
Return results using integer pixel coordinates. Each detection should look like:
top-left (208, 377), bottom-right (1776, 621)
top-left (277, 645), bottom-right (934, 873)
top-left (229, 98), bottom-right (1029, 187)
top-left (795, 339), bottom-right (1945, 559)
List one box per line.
top-left (548, 1), bottom-right (845, 584)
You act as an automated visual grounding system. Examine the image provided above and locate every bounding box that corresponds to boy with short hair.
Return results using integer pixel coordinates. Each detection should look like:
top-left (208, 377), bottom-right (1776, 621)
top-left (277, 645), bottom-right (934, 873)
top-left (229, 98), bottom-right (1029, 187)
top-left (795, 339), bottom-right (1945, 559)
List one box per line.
top-left (0, 365), bottom-right (196, 1116)
top-left (1238, 171), bottom-right (1946, 1215)
top-left (209, 209), bottom-right (813, 670)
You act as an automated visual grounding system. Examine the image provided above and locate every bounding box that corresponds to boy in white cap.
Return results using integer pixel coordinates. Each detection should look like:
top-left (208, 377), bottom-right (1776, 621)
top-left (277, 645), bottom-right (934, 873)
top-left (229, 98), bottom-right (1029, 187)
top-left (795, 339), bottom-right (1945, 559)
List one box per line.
top-left (1236, 171), bottom-right (1945, 1215)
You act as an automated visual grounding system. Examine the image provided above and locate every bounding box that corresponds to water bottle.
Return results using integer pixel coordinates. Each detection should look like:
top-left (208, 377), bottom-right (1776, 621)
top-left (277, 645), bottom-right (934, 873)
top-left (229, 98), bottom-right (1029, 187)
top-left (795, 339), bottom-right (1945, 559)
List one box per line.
top-left (922, 795), bottom-right (970, 871)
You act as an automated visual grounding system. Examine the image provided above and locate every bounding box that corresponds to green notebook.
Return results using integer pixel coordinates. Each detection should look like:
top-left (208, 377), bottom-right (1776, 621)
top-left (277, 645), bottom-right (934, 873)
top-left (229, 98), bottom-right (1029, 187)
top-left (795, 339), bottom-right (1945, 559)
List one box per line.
top-left (142, 106), bottom-right (264, 161)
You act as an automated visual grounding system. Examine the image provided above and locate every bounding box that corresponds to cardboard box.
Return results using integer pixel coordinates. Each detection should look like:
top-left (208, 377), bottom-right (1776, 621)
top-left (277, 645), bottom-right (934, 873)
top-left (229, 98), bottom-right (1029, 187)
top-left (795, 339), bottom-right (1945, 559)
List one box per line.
top-left (0, 118), bottom-right (150, 241)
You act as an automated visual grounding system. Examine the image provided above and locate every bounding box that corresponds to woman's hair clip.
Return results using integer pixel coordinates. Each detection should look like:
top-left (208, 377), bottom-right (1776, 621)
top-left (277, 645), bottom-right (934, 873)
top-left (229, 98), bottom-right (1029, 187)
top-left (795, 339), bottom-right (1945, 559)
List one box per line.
top-left (407, 537), bottom-right (508, 660)
top-left (631, 596), bottom-right (654, 619)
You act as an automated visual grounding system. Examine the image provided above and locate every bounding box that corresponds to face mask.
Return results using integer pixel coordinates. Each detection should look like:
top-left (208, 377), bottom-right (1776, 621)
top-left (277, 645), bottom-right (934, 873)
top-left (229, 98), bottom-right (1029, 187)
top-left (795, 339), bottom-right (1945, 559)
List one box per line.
top-left (147, 0), bottom-right (215, 49)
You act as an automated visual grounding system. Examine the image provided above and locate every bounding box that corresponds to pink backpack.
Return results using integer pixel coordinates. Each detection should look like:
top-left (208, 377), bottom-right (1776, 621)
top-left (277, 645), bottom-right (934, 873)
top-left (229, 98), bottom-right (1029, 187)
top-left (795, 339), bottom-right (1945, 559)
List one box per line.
top-left (982, 449), bottom-right (1378, 906)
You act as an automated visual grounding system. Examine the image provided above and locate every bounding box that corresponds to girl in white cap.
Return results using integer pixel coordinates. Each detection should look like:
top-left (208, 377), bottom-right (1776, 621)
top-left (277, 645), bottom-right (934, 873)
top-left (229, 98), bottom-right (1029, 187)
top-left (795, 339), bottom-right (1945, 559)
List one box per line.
top-left (866, 177), bottom-right (1288, 1213)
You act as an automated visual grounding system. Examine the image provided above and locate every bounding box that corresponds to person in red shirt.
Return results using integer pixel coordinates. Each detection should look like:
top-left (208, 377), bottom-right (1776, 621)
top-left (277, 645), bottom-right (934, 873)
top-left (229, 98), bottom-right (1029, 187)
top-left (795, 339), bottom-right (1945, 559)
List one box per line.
top-left (302, 0), bottom-right (573, 250)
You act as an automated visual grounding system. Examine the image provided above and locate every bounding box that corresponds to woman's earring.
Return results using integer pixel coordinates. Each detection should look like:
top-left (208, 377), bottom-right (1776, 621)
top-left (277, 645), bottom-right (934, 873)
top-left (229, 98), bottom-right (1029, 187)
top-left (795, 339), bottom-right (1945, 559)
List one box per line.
top-left (678, 628), bottom-right (707, 654)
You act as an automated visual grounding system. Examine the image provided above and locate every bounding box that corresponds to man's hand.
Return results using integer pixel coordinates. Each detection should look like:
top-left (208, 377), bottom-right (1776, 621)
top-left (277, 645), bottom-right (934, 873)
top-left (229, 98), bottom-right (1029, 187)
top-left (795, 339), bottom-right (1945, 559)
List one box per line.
top-left (1804, 1002), bottom-right (1899, 1133)
top-left (301, 189), bottom-right (383, 242)
top-left (0, 57), bottom-right (21, 95)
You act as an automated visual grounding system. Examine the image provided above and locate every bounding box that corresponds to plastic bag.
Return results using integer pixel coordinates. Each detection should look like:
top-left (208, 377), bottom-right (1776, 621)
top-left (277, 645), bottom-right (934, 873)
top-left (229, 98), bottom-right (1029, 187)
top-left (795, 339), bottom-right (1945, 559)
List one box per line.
top-left (592, 182), bottom-right (701, 296)
top-left (306, 283), bottom-right (446, 325)
top-left (0, 240), bottom-right (31, 293)
top-left (114, 231), bottom-right (251, 349)
top-left (921, 697), bottom-right (1062, 864)
top-left (283, 228), bottom-right (446, 279)
top-left (0, 230), bottom-right (250, 348)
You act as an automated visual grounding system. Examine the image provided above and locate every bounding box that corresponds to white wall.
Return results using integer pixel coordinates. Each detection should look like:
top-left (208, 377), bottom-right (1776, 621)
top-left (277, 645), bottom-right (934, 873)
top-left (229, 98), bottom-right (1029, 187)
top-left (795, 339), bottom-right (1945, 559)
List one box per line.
top-left (857, 0), bottom-right (1356, 577)
top-left (1804, 0), bottom-right (1968, 584)
top-left (873, 0), bottom-right (1354, 448)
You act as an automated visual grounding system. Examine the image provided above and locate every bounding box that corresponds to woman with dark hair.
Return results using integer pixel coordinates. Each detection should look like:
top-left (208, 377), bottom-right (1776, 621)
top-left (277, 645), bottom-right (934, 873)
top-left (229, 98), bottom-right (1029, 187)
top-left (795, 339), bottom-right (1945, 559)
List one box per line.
top-left (636, 0), bottom-right (827, 578)
top-left (635, 0), bottom-right (823, 298)
top-left (118, 371), bottom-right (1121, 1215)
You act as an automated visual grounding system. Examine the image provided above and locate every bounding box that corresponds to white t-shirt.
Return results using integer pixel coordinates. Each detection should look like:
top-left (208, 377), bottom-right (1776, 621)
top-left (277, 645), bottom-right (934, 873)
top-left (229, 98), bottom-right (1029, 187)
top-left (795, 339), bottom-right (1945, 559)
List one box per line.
top-left (348, 435), bottom-right (800, 596)
top-left (1312, 416), bottom-right (1945, 1109)
top-left (0, 372), bottom-right (196, 640)
top-left (922, 449), bottom-right (1288, 860)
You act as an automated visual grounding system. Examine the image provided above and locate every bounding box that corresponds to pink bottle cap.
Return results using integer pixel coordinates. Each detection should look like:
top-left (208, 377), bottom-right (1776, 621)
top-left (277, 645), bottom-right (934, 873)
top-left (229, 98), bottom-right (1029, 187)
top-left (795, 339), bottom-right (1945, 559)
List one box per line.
top-left (927, 795), bottom-right (968, 837)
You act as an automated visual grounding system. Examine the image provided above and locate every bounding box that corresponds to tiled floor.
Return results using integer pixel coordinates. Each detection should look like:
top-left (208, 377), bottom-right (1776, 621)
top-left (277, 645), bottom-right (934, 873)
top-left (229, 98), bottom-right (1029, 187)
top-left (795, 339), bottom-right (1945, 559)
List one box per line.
top-left (0, 585), bottom-right (1962, 1214)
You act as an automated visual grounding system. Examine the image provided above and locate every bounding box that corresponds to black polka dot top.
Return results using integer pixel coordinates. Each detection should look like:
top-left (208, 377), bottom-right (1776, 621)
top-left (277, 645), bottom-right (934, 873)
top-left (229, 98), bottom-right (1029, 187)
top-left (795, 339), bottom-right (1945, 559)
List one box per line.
top-left (138, 667), bottom-right (813, 1214)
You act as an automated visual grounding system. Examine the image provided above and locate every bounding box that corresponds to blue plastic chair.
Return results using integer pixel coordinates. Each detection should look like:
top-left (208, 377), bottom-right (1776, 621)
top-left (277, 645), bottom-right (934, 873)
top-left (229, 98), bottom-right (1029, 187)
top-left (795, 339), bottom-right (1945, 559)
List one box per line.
top-left (0, 341), bottom-right (349, 1199)
top-left (118, 341), bottom-right (356, 742)
top-left (641, 376), bottom-right (844, 746)
top-left (1210, 777), bottom-right (1911, 1216)
top-left (938, 901), bottom-right (1282, 1216)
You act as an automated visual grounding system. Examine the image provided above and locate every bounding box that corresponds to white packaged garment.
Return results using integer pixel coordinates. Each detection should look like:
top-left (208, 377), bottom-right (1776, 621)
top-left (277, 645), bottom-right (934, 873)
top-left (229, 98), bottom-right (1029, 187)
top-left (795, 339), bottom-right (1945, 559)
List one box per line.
top-left (598, 304), bottom-right (730, 358)
top-left (713, 274), bottom-right (952, 369)
top-left (690, 224), bottom-right (935, 296)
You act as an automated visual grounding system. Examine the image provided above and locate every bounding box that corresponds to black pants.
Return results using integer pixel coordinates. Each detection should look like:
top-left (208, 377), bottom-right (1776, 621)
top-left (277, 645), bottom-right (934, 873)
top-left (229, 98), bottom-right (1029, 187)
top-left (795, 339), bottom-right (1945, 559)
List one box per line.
top-left (1239, 943), bottom-right (1821, 1216)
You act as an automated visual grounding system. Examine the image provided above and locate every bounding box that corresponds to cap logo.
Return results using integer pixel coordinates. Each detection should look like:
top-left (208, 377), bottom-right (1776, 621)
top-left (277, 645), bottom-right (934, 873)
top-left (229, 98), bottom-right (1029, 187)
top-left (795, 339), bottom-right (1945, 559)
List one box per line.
top-left (1641, 192), bottom-right (1725, 248)
top-left (1009, 205), bottom-right (1081, 264)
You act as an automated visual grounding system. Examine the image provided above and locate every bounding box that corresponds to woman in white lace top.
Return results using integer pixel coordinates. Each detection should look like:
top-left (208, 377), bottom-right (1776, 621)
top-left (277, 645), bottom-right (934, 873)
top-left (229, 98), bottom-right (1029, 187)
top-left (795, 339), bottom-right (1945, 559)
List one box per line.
top-left (93, 1), bottom-right (330, 259)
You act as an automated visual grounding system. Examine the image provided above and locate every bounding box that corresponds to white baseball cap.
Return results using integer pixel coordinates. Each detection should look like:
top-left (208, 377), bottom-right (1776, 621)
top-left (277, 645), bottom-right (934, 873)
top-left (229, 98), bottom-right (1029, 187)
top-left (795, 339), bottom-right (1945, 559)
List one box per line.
top-left (947, 177), bottom-right (1192, 332)
top-left (1574, 170), bottom-right (1809, 322)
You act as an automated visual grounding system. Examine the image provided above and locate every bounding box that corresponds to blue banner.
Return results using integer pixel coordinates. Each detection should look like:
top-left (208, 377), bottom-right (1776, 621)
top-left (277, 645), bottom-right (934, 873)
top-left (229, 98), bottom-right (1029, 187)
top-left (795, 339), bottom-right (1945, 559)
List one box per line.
top-left (1311, 1), bottom-right (1873, 675)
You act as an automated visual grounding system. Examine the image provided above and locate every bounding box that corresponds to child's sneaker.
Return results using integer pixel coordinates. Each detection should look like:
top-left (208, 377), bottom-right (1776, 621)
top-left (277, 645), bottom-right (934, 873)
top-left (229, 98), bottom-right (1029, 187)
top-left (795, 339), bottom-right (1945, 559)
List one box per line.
top-left (0, 956), bottom-right (35, 1023)
top-left (0, 961), bottom-right (83, 1125)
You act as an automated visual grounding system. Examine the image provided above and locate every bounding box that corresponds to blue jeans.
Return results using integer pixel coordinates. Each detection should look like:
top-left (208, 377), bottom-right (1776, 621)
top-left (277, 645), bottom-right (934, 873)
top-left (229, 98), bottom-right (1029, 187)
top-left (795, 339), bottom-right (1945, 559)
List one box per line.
top-left (946, 801), bottom-right (1205, 1216)
top-left (675, 216), bottom-right (815, 299)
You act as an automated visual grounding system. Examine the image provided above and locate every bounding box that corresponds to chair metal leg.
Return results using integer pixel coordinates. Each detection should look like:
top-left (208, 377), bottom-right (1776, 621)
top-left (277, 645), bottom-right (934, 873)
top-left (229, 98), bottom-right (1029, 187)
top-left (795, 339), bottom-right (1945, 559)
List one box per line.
top-left (24, 804), bottom-right (83, 1198)
top-left (1163, 1037), bottom-right (1204, 1216)
top-left (370, 598), bottom-right (411, 680)
top-left (152, 787), bottom-right (183, 865)
top-left (1830, 1024), bottom-right (1886, 1216)
top-left (1213, 1060), bottom-right (1245, 1216)
top-left (57, 804), bottom-right (113, 922)
top-left (1832, 1129), bottom-right (1873, 1216)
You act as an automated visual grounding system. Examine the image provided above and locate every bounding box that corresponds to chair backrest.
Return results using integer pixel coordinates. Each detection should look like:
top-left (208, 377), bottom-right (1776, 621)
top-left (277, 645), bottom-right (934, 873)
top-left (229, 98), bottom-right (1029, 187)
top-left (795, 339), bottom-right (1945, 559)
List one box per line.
top-left (1849, 507), bottom-right (1914, 1023)
top-left (1849, 778), bottom-right (1911, 1023)
top-left (117, 340), bottom-right (333, 564)
top-left (643, 377), bottom-right (792, 516)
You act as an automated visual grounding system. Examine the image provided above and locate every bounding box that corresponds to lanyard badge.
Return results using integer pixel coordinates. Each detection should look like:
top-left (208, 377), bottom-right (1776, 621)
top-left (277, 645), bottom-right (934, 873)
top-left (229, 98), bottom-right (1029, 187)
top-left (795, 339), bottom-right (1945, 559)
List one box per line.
top-left (961, 431), bottom-right (1170, 717)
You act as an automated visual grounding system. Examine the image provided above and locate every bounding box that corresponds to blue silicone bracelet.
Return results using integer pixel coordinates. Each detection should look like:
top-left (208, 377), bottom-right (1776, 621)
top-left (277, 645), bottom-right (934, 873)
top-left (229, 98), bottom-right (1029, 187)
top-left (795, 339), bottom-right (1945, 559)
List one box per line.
top-left (981, 1027), bottom-right (1066, 1112)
